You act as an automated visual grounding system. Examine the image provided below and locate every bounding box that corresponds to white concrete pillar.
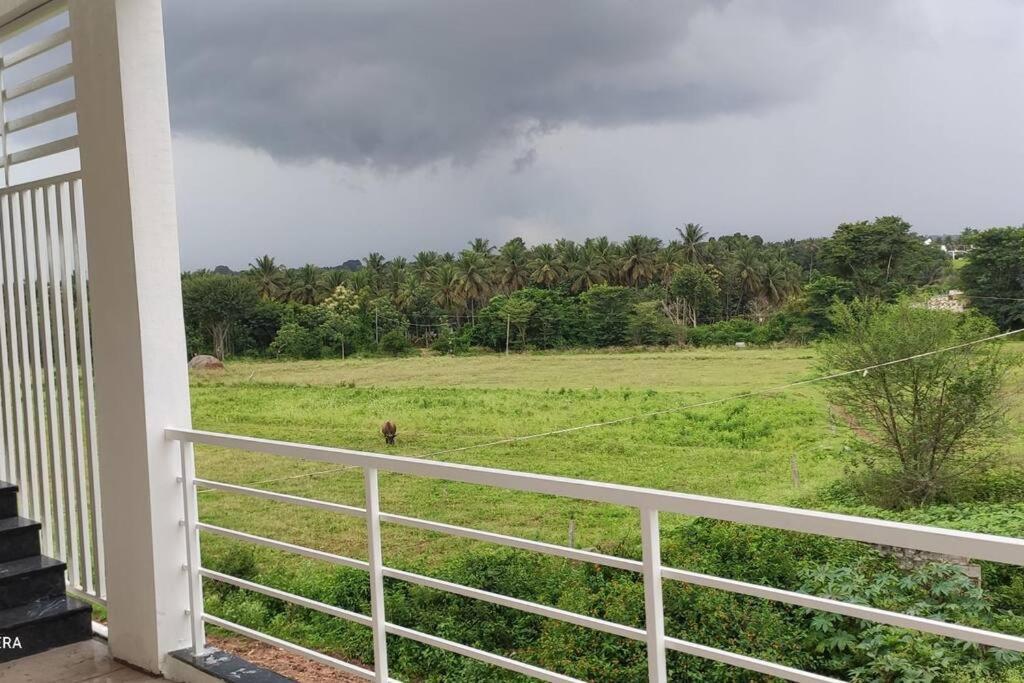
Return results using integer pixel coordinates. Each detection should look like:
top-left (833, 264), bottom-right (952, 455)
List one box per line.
top-left (68, 0), bottom-right (193, 674)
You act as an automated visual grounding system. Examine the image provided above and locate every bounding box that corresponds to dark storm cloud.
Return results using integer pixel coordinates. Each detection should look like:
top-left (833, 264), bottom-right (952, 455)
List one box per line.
top-left (163, 1), bottom-right (881, 170)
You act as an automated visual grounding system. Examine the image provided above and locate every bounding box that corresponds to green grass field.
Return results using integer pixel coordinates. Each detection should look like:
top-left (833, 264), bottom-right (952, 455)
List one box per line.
top-left (190, 344), bottom-right (1024, 573)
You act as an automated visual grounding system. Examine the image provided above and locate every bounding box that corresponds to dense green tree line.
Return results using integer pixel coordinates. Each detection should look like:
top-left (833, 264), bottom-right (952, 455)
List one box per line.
top-left (181, 216), bottom-right (1023, 360)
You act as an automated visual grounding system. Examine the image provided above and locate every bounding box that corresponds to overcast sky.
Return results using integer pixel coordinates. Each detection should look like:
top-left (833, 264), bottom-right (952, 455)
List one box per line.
top-left (162, 0), bottom-right (1024, 270)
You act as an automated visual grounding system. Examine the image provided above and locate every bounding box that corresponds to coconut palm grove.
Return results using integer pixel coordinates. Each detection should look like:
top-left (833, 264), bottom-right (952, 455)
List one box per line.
top-left (181, 218), bottom-right (1021, 361)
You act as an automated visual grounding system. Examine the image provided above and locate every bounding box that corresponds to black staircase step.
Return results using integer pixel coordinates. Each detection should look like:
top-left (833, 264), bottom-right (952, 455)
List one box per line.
top-left (0, 481), bottom-right (16, 519)
top-left (0, 555), bottom-right (66, 610)
top-left (0, 517), bottom-right (41, 563)
top-left (0, 595), bottom-right (91, 662)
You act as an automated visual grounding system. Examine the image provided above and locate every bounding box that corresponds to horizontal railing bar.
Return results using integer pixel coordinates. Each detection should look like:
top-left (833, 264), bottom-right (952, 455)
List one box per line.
top-left (5, 98), bottom-right (75, 133)
top-left (382, 566), bottom-right (645, 641)
top-left (196, 523), bottom-right (369, 572)
top-left (7, 134), bottom-right (77, 165)
top-left (202, 614), bottom-right (376, 681)
top-left (194, 478), bottom-right (366, 518)
top-left (662, 566), bottom-right (1024, 653)
top-left (0, 169), bottom-right (79, 195)
top-left (195, 477), bottom-right (638, 570)
top-left (167, 428), bottom-right (1024, 565)
top-left (66, 586), bottom-right (106, 607)
top-left (380, 512), bottom-right (643, 572)
top-left (199, 568), bottom-right (373, 628)
top-left (665, 636), bottom-right (841, 683)
top-left (386, 623), bottom-right (584, 683)
top-left (3, 26), bottom-right (70, 68)
top-left (188, 475), bottom-right (1024, 652)
top-left (0, 1), bottom-right (67, 45)
top-left (3, 62), bottom-right (73, 100)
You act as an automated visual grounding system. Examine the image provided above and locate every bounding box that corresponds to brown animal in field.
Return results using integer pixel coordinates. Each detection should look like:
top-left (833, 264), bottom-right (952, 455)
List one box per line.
top-left (381, 421), bottom-right (397, 445)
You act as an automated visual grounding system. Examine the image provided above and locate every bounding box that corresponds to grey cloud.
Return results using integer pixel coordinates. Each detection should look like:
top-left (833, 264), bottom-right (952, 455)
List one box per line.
top-left (511, 148), bottom-right (537, 174)
top-left (163, 0), bottom-right (883, 170)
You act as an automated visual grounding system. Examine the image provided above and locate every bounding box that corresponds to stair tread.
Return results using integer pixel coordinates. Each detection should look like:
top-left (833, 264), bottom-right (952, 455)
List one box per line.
top-left (0, 555), bottom-right (65, 582)
top-left (0, 516), bottom-right (40, 533)
top-left (0, 595), bottom-right (89, 629)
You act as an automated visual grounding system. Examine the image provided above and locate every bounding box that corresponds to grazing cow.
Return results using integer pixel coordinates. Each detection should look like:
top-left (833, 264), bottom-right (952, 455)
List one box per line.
top-left (381, 421), bottom-right (397, 445)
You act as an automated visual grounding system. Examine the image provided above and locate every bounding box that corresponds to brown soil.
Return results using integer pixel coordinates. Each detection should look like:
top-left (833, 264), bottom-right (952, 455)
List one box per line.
top-left (830, 403), bottom-right (874, 441)
top-left (208, 635), bottom-right (367, 683)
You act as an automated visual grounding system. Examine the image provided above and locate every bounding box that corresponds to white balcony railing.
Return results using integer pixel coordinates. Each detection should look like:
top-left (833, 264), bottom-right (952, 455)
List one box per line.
top-left (167, 427), bottom-right (1024, 683)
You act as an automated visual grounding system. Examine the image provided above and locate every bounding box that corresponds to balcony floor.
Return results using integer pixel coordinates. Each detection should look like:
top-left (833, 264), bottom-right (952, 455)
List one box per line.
top-left (0, 638), bottom-right (161, 682)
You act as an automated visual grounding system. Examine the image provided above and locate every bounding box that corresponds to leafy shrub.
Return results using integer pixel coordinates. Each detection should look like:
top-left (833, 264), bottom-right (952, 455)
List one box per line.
top-left (268, 321), bottom-right (322, 359)
top-left (580, 285), bottom-right (635, 347)
top-left (378, 329), bottom-right (412, 356)
top-left (201, 527), bottom-right (1022, 682)
top-left (628, 301), bottom-right (678, 346)
top-left (474, 288), bottom-right (583, 350)
top-left (663, 518), bottom-right (878, 588)
top-left (686, 318), bottom-right (788, 346)
top-left (800, 561), bottom-right (1020, 681)
top-left (430, 326), bottom-right (473, 355)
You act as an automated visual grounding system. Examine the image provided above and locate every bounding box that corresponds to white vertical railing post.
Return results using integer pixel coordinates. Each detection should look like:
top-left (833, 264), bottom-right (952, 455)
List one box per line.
top-left (69, 0), bottom-right (192, 673)
top-left (364, 467), bottom-right (390, 682)
top-left (179, 441), bottom-right (205, 656)
top-left (641, 507), bottom-right (667, 683)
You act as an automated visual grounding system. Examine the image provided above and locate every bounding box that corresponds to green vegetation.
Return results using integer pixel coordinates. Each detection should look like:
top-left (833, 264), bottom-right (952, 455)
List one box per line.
top-left (182, 216), bottom-right (974, 360)
top-left (191, 345), bottom-right (1024, 681)
top-left (820, 302), bottom-right (1016, 507)
top-left (960, 226), bottom-right (1024, 330)
top-left (178, 217), bottom-right (1024, 680)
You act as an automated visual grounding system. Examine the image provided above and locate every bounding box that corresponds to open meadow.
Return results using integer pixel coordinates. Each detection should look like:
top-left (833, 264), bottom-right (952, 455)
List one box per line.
top-left (192, 348), bottom-right (840, 567)
top-left (188, 345), bottom-right (1024, 680)
top-left (190, 344), bottom-right (1024, 567)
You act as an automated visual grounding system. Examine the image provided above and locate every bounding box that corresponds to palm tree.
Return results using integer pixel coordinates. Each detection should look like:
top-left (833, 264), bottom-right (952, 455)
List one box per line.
top-left (348, 268), bottom-right (372, 294)
top-left (584, 237), bottom-right (617, 283)
top-left (468, 238), bottom-right (495, 256)
top-left (733, 247), bottom-right (763, 302)
top-left (567, 249), bottom-right (606, 293)
top-left (412, 251), bottom-right (439, 284)
top-left (386, 257), bottom-right (408, 298)
top-left (393, 274), bottom-right (418, 313)
top-left (768, 258), bottom-right (802, 303)
top-left (677, 223), bottom-right (708, 264)
top-left (363, 252), bottom-right (386, 275)
top-left (620, 235), bottom-right (660, 287)
top-left (289, 264), bottom-right (326, 304)
top-left (248, 255), bottom-right (287, 300)
top-left (655, 242), bottom-right (683, 286)
top-left (497, 238), bottom-right (530, 292)
top-left (529, 243), bottom-right (566, 288)
top-left (431, 262), bottom-right (463, 319)
top-left (554, 239), bottom-right (580, 264)
top-left (456, 250), bottom-right (491, 323)
top-left (322, 268), bottom-right (347, 293)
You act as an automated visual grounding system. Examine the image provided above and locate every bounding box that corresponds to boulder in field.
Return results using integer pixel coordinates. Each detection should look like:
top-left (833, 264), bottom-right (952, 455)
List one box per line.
top-left (188, 354), bottom-right (224, 370)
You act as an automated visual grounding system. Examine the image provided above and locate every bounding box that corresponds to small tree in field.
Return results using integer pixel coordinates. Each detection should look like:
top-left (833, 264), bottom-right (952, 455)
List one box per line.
top-left (669, 264), bottom-right (719, 326)
top-left (819, 300), bottom-right (1014, 508)
top-left (181, 275), bottom-right (259, 360)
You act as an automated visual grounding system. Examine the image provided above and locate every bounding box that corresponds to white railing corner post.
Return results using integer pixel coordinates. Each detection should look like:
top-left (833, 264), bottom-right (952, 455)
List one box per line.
top-left (69, 0), bottom-right (192, 673)
top-left (641, 507), bottom-right (668, 683)
top-left (179, 440), bottom-right (205, 656)
top-left (364, 467), bottom-right (389, 682)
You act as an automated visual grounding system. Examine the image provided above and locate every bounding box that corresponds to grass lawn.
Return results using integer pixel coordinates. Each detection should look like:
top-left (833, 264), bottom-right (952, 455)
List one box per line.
top-left (189, 344), bottom-right (1024, 573)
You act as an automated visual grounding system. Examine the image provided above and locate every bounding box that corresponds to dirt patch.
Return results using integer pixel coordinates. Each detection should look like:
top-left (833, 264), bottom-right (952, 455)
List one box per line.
top-left (208, 635), bottom-right (367, 682)
top-left (830, 403), bottom-right (874, 441)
